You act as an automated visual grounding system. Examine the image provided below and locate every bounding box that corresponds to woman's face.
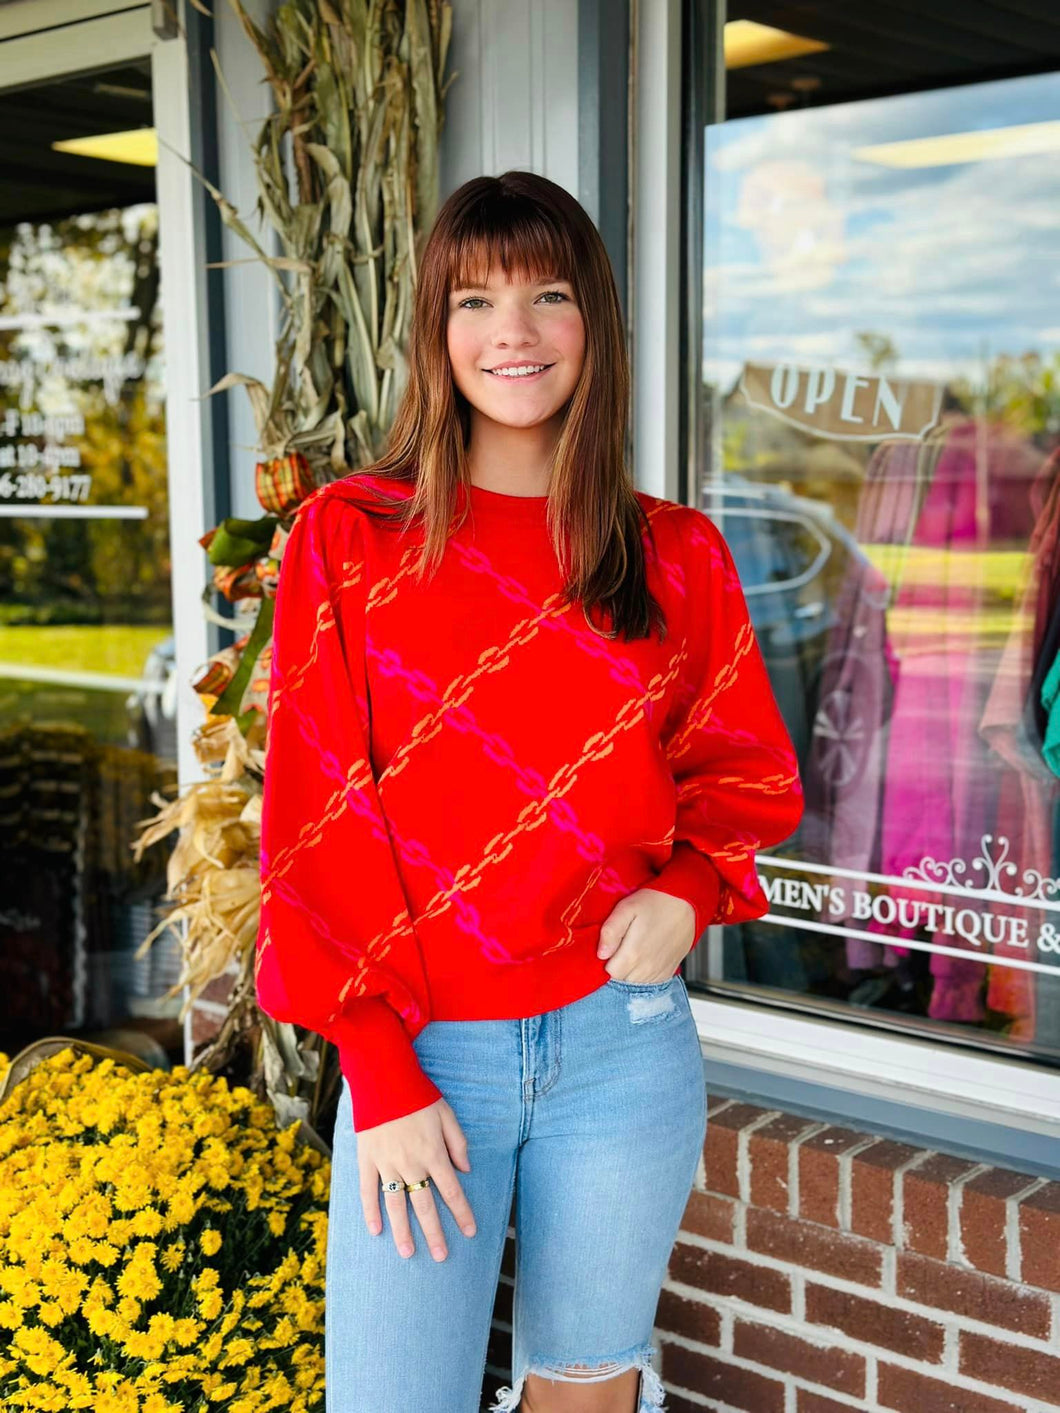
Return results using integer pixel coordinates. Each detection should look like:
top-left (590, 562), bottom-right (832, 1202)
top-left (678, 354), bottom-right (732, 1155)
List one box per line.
top-left (446, 266), bottom-right (586, 431)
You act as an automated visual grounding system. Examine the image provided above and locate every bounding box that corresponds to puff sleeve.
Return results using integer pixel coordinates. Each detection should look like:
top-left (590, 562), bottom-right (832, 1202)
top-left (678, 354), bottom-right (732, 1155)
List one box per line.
top-left (255, 488), bottom-right (444, 1132)
top-left (645, 507), bottom-right (804, 940)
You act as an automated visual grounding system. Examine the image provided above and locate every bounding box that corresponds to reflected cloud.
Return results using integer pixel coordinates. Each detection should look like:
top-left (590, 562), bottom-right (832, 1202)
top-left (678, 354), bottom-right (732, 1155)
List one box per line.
top-left (705, 71), bottom-right (1060, 384)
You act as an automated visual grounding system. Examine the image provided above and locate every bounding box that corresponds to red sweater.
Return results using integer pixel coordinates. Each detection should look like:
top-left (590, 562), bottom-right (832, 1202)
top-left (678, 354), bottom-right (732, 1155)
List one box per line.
top-left (255, 473), bottom-right (803, 1130)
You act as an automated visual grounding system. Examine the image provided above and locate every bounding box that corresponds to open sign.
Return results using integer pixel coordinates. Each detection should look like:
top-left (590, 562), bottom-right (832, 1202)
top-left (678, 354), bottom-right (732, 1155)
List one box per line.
top-left (739, 361), bottom-right (943, 442)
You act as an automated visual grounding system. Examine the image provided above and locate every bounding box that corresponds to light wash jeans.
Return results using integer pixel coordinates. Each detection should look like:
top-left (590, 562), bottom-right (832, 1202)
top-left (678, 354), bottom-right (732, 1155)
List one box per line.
top-left (325, 972), bottom-right (708, 1413)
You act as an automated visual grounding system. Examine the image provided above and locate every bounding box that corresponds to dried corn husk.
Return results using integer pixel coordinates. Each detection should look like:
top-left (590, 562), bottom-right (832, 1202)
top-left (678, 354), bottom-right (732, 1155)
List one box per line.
top-left (131, 0), bottom-right (453, 1130)
top-left (206, 0), bottom-right (454, 479)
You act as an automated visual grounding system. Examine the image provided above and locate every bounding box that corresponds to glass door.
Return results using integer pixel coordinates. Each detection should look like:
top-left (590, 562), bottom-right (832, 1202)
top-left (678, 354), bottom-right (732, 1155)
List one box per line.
top-left (0, 43), bottom-right (182, 1063)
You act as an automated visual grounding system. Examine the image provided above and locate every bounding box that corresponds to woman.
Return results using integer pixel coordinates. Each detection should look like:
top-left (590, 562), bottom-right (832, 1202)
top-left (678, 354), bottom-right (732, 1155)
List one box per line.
top-left (256, 171), bottom-right (803, 1413)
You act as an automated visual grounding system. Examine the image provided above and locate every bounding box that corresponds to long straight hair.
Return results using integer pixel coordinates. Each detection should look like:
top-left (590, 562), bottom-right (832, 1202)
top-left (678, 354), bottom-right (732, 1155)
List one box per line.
top-left (339, 170), bottom-right (667, 643)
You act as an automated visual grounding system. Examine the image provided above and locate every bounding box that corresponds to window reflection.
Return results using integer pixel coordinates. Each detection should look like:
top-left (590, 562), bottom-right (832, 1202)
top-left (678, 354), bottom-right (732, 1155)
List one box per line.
top-left (0, 61), bottom-right (180, 1065)
top-left (696, 28), bottom-right (1060, 1060)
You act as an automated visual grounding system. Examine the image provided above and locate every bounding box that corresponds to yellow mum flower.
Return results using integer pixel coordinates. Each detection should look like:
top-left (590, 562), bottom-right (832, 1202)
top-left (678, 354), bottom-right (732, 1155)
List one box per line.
top-left (0, 1299), bottom-right (24, 1329)
top-left (130, 1207), bottom-right (163, 1238)
top-left (116, 1241), bottom-right (162, 1302)
top-left (197, 1288), bottom-right (223, 1322)
top-left (85, 1303), bottom-right (120, 1340)
top-left (218, 1336), bottom-right (254, 1367)
top-left (170, 1316), bottom-right (202, 1346)
top-left (159, 1238), bottom-right (185, 1273)
top-left (199, 1228), bottom-right (222, 1257)
top-left (61, 1190), bottom-right (112, 1242)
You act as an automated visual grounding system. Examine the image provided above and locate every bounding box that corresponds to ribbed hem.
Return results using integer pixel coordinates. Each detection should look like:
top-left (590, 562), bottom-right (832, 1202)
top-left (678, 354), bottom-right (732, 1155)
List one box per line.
top-left (332, 998), bottom-right (444, 1133)
top-left (642, 841), bottom-right (723, 940)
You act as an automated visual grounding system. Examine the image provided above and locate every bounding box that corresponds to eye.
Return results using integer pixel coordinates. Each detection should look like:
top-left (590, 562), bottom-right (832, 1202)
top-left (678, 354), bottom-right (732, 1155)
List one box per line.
top-left (454, 289), bottom-right (570, 310)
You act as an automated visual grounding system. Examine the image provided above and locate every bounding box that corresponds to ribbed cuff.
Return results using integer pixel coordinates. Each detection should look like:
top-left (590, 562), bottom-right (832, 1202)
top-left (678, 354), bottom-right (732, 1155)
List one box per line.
top-left (643, 842), bottom-right (723, 942)
top-left (331, 997), bottom-right (444, 1132)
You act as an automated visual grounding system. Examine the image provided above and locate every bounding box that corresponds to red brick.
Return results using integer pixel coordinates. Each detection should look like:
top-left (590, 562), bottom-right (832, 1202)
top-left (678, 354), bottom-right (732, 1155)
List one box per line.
top-left (878, 1361), bottom-right (1024, 1413)
top-left (806, 1282), bottom-right (945, 1362)
top-left (733, 1318), bottom-right (865, 1396)
top-left (198, 971), bottom-right (237, 1006)
top-left (746, 1206), bottom-right (883, 1286)
top-left (703, 1102), bottom-right (772, 1199)
top-left (660, 1395), bottom-right (719, 1413)
top-left (660, 1344), bottom-right (786, 1413)
top-left (960, 1167), bottom-right (1037, 1278)
top-left (669, 1243), bottom-right (791, 1313)
top-left (189, 1004), bottom-right (223, 1048)
top-left (747, 1113), bottom-right (817, 1213)
top-left (798, 1395), bottom-right (860, 1413)
top-left (896, 1250), bottom-right (1050, 1336)
top-left (798, 1127), bottom-right (869, 1228)
top-left (902, 1153), bottom-right (978, 1258)
top-left (960, 1330), bottom-right (1060, 1406)
top-left (1018, 1181), bottom-right (1060, 1292)
top-left (849, 1139), bottom-right (921, 1242)
top-left (654, 1286), bottom-right (722, 1347)
top-left (681, 1189), bottom-right (735, 1244)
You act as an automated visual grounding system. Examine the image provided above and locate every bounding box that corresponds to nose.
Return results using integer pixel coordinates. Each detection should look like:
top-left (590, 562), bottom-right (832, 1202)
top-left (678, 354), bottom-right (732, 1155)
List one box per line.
top-left (490, 303), bottom-right (540, 349)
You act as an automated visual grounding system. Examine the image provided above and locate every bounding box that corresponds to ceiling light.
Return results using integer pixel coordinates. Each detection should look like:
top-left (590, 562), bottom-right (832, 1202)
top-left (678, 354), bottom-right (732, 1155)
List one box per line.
top-left (52, 128), bottom-right (157, 167)
top-left (724, 20), bottom-right (829, 70)
top-left (853, 120), bottom-right (1060, 169)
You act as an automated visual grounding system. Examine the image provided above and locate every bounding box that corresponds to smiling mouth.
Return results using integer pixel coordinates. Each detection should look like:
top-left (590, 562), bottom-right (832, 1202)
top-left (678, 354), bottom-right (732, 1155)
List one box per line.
top-left (484, 363), bottom-right (555, 378)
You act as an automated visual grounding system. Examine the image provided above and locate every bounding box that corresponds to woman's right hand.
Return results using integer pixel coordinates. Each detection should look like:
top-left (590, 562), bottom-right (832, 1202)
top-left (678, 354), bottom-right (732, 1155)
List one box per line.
top-left (357, 1097), bottom-right (477, 1261)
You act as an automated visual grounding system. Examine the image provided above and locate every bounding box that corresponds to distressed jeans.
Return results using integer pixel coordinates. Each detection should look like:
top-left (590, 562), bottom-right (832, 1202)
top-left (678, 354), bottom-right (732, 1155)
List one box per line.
top-left (325, 971), bottom-right (708, 1413)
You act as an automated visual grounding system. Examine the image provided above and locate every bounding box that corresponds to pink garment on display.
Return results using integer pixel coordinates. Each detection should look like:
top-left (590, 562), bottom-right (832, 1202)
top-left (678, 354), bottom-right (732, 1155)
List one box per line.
top-left (798, 543), bottom-right (897, 965)
top-left (978, 447), bottom-right (1060, 1039)
top-left (867, 420), bottom-right (1043, 1023)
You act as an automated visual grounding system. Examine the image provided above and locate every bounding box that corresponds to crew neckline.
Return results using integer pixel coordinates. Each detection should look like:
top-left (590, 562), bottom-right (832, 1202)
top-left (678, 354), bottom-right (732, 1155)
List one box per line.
top-left (465, 481), bottom-right (550, 517)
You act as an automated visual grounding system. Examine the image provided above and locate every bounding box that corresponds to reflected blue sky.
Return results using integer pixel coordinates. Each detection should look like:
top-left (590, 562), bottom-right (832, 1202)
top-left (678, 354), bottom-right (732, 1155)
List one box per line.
top-left (704, 70), bottom-right (1060, 391)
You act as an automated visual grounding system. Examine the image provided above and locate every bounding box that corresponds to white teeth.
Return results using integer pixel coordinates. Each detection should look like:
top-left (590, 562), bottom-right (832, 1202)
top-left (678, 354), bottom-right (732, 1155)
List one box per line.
top-left (488, 364), bottom-right (548, 378)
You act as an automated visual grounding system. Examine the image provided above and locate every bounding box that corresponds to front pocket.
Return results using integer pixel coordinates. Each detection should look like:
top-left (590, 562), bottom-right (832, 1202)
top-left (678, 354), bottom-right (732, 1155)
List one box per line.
top-left (605, 974), bottom-right (679, 992)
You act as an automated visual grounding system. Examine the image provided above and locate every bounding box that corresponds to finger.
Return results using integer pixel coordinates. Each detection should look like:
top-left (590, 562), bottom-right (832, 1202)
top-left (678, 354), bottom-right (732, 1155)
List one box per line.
top-left (438, 1104), bottom-right (472, 1174)
top-left (381, 1179), bottom-right (415, 1257)
top-left (597, 910), bottom-right (634, 959)
top-left (407, 1187), bottom-right (449, 1261)
top-left (429, 1148), bottom-right (477, 1237)
top-left (358, 1161), bottom-right (383, 1236)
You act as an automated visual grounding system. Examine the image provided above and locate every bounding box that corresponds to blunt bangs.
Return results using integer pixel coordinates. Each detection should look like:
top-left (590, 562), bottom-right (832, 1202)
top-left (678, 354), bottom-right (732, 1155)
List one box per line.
top-left (444, 196), bottom-right (578, 296)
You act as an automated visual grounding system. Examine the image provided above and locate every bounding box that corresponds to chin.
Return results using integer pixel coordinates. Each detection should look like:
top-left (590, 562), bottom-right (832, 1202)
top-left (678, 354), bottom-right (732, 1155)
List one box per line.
top-left (492, 411), bottom-right (562, 430)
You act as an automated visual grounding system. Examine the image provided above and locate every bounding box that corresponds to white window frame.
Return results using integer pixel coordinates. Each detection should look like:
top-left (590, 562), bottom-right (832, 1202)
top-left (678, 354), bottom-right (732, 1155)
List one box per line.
top-left (0, 0), bottom-right (154, 81)
top-left (630, 0), bottom-right (1060, 1139)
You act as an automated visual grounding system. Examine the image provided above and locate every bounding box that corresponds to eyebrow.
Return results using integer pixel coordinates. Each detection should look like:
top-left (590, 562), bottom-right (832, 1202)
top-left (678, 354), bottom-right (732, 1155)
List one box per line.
top-left (450, 275), bottom-right (569, 294)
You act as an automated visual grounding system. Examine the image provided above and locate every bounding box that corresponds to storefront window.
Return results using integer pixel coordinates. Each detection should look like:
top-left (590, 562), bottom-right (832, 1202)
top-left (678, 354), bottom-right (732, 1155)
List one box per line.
top-left (689, 3), bottom-right (1060, 1064)
top-left (0, 63), bottom-right (180, 1062)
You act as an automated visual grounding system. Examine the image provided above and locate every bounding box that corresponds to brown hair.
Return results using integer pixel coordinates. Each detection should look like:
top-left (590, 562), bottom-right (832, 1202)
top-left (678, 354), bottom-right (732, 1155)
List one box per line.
top-left (341, 169), bottom-right (666, 642)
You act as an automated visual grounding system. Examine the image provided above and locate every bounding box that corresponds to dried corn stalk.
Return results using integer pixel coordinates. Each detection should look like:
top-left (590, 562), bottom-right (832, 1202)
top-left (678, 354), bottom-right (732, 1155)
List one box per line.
top-left (132, 0), bottom-right (454, 1128)
top-left (207, 0), bottom-right (455, 479)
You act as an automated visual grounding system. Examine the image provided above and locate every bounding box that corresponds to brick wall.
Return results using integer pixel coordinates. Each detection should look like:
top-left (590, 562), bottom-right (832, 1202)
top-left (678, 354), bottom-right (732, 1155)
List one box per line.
top-left (652, 1095), bottom-right (1060, 1413)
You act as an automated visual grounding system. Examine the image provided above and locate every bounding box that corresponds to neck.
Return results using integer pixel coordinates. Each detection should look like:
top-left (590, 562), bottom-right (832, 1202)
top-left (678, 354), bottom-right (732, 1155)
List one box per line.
top-left (465, 408), bottom-right (562, 496)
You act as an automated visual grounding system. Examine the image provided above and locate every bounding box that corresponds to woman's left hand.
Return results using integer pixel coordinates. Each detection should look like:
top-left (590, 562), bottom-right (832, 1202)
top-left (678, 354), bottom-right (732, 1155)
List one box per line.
top-left (596, 887), bottom-right (697, 984)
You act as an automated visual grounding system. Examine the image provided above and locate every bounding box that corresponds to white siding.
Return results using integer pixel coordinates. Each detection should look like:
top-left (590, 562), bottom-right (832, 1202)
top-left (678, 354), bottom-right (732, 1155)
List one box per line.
top-left (440, 0), bottom-right (580, 201)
